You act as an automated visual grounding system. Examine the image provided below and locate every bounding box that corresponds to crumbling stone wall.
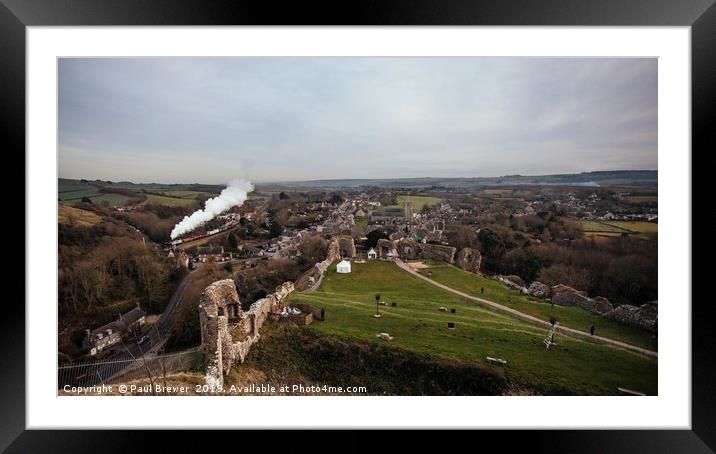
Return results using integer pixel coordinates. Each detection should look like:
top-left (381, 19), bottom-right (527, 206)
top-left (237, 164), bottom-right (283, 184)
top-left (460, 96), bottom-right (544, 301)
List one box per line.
top-left (456, 247), bottom-right (482, 273)
top-left (336, 235), bottom-right (356, 258)
top-left (419, 243), bottom-right (456, 263)
top-left (199, 279), bottom-right (295, 385)
top-left (392, 239), bottom-right (456, 263)
top-left (496, 278), bottom-right (655, 333)
top-left (527, 281), bottom-right (550, 299)
top-left (550, 285), bottom-right (615, 316)
top-left (377, 238), bottom-right (394, 259)
top-left (294, 237), bottom-right (340, 291)
top-left (498, 275), bottom-right (527, 293)
top-left (605, 303), bottom-right (658, 333)
top-left (397, 239), bottom-right (420, 260)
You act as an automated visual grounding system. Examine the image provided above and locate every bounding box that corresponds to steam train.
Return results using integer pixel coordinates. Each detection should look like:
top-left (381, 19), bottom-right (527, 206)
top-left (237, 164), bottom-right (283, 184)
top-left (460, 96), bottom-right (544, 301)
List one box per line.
top-left (170, 220), bottom-right (240, 246)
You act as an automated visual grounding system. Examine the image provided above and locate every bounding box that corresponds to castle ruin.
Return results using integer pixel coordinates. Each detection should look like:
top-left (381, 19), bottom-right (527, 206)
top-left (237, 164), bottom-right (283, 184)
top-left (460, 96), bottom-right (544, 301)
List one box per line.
top-left (199, 279), bottom-right (294, 386)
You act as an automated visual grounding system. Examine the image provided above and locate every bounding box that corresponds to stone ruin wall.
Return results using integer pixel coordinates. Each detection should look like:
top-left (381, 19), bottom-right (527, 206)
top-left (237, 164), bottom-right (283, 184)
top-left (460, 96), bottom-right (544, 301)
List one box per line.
top-left (605, 303), bottom-right (658, 333)
top-left (419, 243), bottom-right (457, 263)
top-left (455, 247), bottom-right (482, 273)
top-left (495, 278), bottom-right (657, 334)
top-left (396, 239), bottom-right (420, 260)
top-left (377, 238), bottom-right (394, 258)
top-left (395, 239), bottom-right (456, 264)
top-left (199, 279), bottom-right (295, 386)
top-left (551, 288), bottom-right (615, 316)
top-left (336, 235), bottom-right (356, 258)
top-left (201, 235), bottom-right (358, 384)
top-left (294, 236), bottom-right (342, 292)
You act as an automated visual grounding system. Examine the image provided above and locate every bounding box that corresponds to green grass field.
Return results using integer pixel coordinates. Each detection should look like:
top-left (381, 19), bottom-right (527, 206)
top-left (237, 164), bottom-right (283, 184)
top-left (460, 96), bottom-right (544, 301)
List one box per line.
top-left (143, 194), bottom-right (198, 207)
top-left (580, 220), bottom-right (657, 235)
top-left (606, 221), bottom-right (658, 233)
top-left (483, 188), bottom-right (512, 195)
top-left (580, 220), bottom-right (630, 234)
top-left (58, 189), bottom-right (102, 201)
top-left (420, 264), bottom-right (657, 351)
top-left (289, 261), bottom-right (657, 395)
top-left (626, 195), bottom-right (657, 203)
top-left (386, 195), bottom-right (441, 211)
top-left (163, 190), bottom-right (217, 199)
top-left (88, 193), bottom-right (137, 206)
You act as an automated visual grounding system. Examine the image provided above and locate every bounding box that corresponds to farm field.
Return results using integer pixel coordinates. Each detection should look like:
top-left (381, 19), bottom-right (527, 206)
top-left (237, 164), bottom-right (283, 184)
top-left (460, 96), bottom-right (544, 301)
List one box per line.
top-left (58, 204), bottom-right (103, 226)
top-left (626, 195), bottom-right (657, 203)
top-left (420, 263), bottom-right (657, 351)
top-left (386, 195), bottom-right (441, 211)
top-left (483, 188), bottom-right (512, 195)
top-left (88, 193), bottom-right (137, 206)
top-left (606, 221), bottom-right (658, 233)
top-left (289, 261), bottom-right (657, 395)
top-left (58, 178), bottom-right (99, 193)
top-left (58, 189), bottom-right (102, 201)
top-left (143, 194), bottom-right (198, 207)
top-left (580, 220), bottom-right (657, 236)
top-left (580, 220), bottom-right (629, 233)
top-left (163, 190), bottom-right (217, 199)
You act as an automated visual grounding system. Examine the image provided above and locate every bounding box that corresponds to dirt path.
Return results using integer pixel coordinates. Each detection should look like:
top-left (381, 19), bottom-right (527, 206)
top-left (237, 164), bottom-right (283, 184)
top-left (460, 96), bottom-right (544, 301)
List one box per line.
top-left (394, 259), bottom-right (657, 359)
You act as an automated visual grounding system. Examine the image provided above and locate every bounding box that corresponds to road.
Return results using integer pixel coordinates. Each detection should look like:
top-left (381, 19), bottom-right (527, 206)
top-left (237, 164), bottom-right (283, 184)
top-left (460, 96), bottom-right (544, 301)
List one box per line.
top-left (394, 259), bottom-right (658, 359)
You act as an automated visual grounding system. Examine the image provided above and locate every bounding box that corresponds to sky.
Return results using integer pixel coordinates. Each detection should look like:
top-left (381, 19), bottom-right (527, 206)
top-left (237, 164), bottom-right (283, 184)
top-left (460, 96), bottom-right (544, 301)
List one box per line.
top-left (58, 57), bottom-right (657, 184)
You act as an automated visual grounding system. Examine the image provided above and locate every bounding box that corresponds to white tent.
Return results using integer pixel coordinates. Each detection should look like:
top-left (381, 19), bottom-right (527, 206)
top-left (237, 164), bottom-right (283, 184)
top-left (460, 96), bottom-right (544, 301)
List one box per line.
top-left (336, 260), bottom-right (352, 274)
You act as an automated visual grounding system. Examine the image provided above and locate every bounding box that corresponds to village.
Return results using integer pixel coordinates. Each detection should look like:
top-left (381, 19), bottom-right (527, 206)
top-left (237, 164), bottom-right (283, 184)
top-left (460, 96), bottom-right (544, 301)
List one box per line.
top-left (161, 183), bottom-right (657, 270)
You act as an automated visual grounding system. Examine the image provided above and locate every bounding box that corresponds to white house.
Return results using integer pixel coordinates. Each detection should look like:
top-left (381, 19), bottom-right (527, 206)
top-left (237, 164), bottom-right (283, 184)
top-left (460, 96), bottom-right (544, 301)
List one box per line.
top-left (367, 248), bottom-right (377, 260)
top-left (336, 260), bottom-right (352, 274)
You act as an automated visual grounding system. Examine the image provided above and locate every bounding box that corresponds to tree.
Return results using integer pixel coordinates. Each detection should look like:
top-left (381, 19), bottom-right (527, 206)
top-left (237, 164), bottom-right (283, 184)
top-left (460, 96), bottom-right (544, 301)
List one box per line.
top-left (477, 228), bottom-right (507, 272)
top-left (446, 225), bottom-right (477, 251)
top-left (365, 230), bottom-right (390, 249)
top-left (269, 220), bottom-right (283, 238)
top-left (227, 231), bottom-right (239, 250)
top-left (298, 234), bottom-right (328, 263)
top-left (500, 247), bottom-right (543, 283)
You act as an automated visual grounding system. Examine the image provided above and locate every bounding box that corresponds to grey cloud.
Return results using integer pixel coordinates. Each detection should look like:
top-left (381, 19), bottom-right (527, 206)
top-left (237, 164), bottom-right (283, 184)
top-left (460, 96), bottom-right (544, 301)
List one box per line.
top-left (58, 57), bottom-right (657, 183)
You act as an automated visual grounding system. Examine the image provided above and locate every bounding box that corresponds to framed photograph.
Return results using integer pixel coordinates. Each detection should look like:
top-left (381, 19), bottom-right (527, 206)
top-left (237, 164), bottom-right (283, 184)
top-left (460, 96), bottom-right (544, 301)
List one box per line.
top-left (7, 0), bottom-right (712, 450)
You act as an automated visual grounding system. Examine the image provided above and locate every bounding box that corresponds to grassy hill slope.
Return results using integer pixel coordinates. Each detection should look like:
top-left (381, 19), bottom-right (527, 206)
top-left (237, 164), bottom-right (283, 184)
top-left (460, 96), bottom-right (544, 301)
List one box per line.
top-left (289, 261), bottom-right (657, 395)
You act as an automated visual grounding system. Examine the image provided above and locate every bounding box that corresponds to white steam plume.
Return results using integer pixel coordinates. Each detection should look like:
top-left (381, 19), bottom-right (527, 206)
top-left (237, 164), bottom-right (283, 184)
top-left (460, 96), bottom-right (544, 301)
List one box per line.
top-left (170, 179), bottom-right (254, 240)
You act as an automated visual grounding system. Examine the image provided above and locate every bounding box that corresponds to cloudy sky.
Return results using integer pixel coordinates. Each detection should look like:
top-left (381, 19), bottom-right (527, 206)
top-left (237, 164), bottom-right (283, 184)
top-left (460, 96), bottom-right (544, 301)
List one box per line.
top-left (58, 58), bottom-right (657, 184)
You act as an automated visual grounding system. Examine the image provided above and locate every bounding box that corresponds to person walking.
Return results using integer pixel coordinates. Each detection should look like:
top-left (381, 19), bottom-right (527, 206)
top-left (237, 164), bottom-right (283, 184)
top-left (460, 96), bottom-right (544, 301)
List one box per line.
top-left (589, 325), bottom-right (595, 336)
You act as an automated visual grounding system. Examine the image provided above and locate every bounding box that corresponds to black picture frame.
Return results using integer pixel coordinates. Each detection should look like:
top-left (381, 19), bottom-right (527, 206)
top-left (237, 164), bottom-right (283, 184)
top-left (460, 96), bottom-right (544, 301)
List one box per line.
top-left (3, 0), bottom-right (712, 451)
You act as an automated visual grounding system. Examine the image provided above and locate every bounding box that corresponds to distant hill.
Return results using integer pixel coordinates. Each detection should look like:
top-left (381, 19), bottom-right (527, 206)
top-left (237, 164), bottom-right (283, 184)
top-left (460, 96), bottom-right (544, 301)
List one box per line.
top-left (262, 170), bottom-right (658, 189)
top-left (60, 170), bottom-right (657, 193)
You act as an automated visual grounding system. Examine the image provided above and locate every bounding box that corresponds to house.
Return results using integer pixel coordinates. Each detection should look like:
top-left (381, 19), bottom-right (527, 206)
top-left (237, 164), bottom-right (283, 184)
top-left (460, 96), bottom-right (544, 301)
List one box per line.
top-left (336, 260), bottom-right (352, 274)
top-left (197, 245), bottom-right (224, 255)
top-left (82, 304), bottom-right (146, 355)
top-left (367, 248), bottom-right (377, 260)
top-left (178, 251), bottom-right (189, 268)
